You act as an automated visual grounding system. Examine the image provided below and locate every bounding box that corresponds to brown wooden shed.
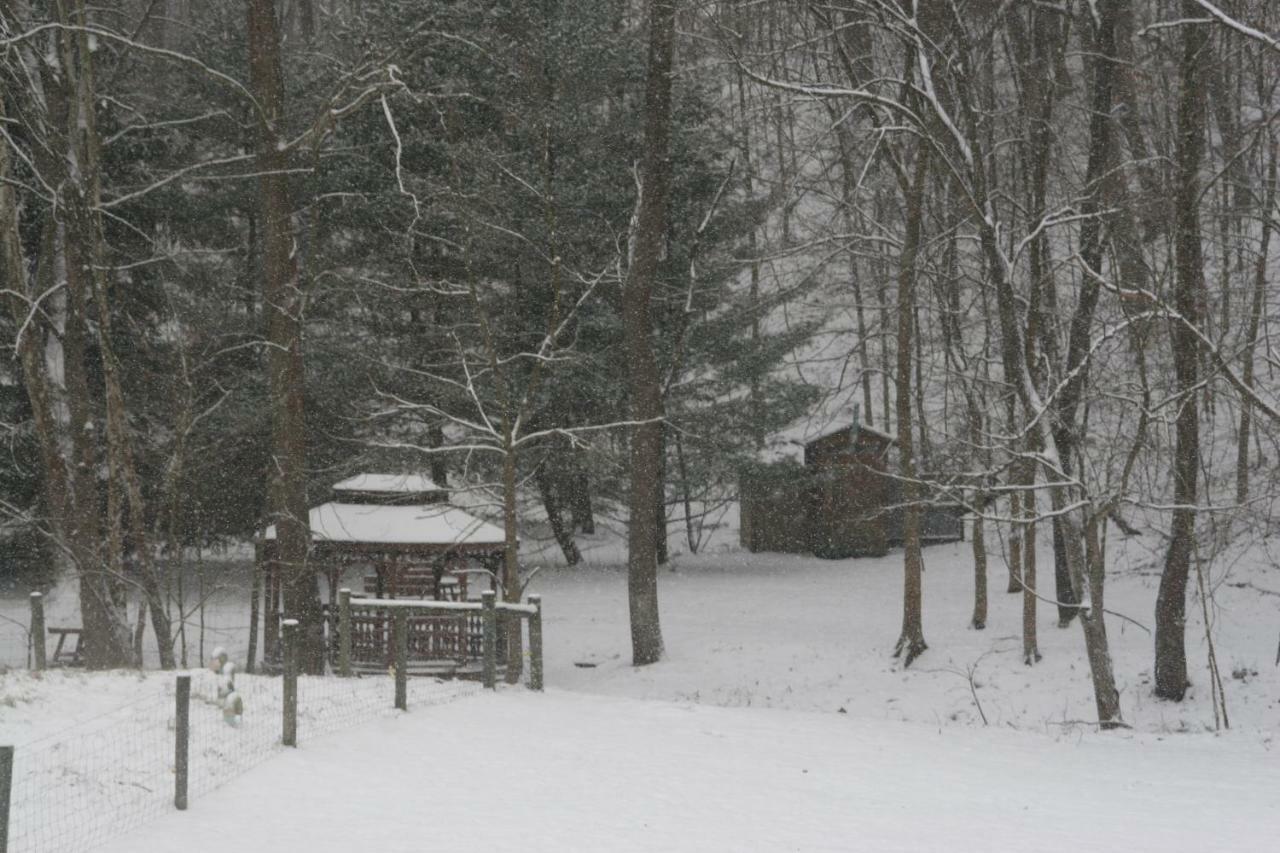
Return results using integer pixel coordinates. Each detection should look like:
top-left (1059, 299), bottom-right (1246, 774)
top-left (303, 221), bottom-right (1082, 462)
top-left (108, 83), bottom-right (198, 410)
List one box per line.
top-left (804, 422), bottom-right (898, 558)
top-left (740, 420), bottom-right (964, 559)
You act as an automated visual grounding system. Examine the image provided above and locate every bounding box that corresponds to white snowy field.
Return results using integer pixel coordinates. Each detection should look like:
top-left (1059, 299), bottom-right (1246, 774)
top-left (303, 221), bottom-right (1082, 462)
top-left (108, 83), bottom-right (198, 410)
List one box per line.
top-left (531, 530), bottom-right (1280, 733)
top-left (3, 525), bottom-right (1280, 851)
top-left (91, 689), bottom-right (1280, 853)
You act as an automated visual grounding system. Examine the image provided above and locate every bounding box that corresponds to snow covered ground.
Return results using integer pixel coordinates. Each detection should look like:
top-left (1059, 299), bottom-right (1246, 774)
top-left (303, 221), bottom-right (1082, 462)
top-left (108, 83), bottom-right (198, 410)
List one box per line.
top-left (92, 690), bottom-right (1280, 853)
top-left (533, 530), bottom-right (1280, 734)
top-left (3, 526), bottom-right (1280, 851)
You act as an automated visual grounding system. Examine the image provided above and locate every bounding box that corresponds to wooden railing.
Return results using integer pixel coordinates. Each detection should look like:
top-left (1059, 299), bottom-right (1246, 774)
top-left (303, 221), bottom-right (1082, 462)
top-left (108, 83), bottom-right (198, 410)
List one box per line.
top-left (336, 590), bottom-right (544, 704)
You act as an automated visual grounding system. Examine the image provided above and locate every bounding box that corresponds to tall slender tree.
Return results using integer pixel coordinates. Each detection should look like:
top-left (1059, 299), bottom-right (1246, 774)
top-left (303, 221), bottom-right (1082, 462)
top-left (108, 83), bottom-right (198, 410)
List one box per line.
top-left (1154, 0), bottom-right (1210, 701)
top-left (625, 0), bottom-right (678, 666)
top-left (246, 0), bottom-right (324, 673)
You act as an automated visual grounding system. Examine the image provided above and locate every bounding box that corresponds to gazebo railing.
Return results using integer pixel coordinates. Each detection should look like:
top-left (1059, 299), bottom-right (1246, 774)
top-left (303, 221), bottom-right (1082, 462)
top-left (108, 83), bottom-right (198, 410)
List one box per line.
top-left (333, 590), bottom-right (543, 695)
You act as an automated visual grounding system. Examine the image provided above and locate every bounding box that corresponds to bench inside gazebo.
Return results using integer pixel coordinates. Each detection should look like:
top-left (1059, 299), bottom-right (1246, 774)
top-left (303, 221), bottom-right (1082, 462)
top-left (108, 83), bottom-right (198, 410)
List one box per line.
top-left (257, 473), bottom-right (510, 677)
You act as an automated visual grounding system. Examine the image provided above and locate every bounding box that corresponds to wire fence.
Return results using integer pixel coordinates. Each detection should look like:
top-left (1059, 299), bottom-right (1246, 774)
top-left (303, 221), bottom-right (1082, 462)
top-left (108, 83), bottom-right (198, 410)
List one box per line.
top-left (0, 616), bottom-right (31, 670)
top-left (4, 670), bottom-right (481, 853)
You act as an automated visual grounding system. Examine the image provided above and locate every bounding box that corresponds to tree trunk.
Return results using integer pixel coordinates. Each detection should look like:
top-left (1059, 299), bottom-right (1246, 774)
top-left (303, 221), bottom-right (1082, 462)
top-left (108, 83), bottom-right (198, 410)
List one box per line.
top-left (970, 490), bottom-right (987, 630)
top-left (1155, 0), bottom-right (1208, 702)
top-left (501, 437), bottom-right (522, 682)
top-left (655, 426), bottom-right (669, 566)
top-left (247, 0), bottom-right (324, 674)
top-left (959, 46), bottom-right (1123, 722)
top-left (567, 449), bottom-right (595, 534)
top-left (0, 103), bottom-right (69, 551)
top-left (428, 423), bottom-right (450, 487)
top-left (623, 0), bottom-right (677, 666)
top-left (1005, 394), bottom-right (1023, 595)
top-left (892, 145), bottom-right (930, 668)
top-left (537, 459), bottom-right (581, 566)
top-left (1236, 143), bottom-right (1275, 504)
top-left (1021, 457), bottom-right (1041, 664)
top-left (55, 5), bottom-right (134, 668)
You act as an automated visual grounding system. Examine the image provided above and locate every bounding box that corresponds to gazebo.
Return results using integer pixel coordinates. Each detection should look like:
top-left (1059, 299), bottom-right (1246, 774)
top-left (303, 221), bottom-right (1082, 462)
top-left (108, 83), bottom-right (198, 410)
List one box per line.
top-left (256, 473), bottom-right (510, 673)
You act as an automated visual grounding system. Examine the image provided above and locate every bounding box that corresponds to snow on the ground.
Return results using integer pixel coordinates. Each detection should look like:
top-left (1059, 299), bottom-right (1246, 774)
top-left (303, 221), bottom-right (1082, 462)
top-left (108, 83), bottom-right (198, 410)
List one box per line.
top-left (4, 526), bottom-right (1280, 851)
top-left (94, 689), bottom-right (1280, 853)
top-left (1, 668), bottom-right (477, 853)
top-left (531, 531), bottom-right (1280, 734)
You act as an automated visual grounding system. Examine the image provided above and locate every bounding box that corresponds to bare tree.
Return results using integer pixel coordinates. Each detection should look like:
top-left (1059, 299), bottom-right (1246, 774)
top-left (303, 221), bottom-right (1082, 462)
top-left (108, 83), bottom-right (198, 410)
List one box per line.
top-left (1155, 0), bottom-right (1210, 702)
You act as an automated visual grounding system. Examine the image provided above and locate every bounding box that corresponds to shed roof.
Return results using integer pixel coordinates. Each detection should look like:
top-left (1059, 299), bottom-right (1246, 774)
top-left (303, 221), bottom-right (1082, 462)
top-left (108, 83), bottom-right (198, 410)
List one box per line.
top-left (264, 501), bottom-right (506, 547)
top-left (331, 473), bottom-right (445, 494)
top-left (804, 421), bottom-right (897, 450)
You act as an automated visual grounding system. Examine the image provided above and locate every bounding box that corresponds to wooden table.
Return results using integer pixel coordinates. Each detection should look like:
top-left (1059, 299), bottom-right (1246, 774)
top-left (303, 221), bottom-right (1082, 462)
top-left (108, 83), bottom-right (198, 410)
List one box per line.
top-left (48, 627), bottom-right (85, 667)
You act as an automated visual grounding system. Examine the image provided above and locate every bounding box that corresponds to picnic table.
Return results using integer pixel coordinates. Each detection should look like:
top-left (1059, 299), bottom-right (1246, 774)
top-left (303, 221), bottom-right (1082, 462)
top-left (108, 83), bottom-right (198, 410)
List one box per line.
top-left (48, 627), bottom-right (85, 667)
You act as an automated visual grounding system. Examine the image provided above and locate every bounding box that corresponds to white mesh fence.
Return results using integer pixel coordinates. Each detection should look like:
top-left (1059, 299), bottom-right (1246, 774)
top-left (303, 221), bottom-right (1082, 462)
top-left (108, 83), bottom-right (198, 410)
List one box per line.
top-left (5, 671), bottom-right (481, 853)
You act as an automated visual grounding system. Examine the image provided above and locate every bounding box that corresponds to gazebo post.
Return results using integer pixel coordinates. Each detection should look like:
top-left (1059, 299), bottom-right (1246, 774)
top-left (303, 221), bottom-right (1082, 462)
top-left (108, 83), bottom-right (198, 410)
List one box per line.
top-left (528, 594), bottom-right (543, 691)
top-left (247, 545), bottom-right (262, 674)
top-left (338, 588), bottom-right (352, 677)
top-left (481, 590), bottom-right (497, 689)
top-left (393, 608), bottom-right (408, 710)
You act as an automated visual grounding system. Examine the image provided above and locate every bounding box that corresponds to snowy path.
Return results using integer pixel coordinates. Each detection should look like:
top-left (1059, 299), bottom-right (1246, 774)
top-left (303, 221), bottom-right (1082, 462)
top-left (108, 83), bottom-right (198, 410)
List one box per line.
top-left (98, 690), bottom-right (1278, 853)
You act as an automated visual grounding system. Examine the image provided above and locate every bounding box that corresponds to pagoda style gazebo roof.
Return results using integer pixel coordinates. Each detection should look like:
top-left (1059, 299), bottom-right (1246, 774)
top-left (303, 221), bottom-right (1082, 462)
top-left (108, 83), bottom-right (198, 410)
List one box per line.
top-left (263, 501), bottom-right (506, 552)
top-left (329, 473), bottom-right (450, 505)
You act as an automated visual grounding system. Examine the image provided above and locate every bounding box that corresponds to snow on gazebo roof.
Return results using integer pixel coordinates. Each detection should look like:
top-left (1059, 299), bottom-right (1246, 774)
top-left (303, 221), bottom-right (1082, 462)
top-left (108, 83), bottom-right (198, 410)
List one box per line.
top-left (264, 501), bottom-right (506, 547)
top-left (331, 473), bottom-right (445, 494)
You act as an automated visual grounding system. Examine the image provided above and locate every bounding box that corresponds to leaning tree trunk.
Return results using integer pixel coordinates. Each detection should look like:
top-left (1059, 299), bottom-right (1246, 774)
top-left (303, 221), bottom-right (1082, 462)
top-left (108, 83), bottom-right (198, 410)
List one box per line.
top-left (537, 458), bottom-right (581, 566)
top-left (247, 0), bottom-right (324, 674)
top-left (954, 43), bottom-right (1124, 723)
top-left (1019, 2), bottom-right (1078, 628)
top-left (622, 0), bottom-right (677, 667)
top-left (1155, 0), bottom-right (1208, 702)
top-left (892, 144), bottom-right (930, 668)
top-left (1050, 0), bottom-right (1129, 629)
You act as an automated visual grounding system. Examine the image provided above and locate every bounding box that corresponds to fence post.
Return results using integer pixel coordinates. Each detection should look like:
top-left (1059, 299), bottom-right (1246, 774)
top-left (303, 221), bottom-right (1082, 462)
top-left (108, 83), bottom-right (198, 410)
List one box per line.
top-left (528, 594), bottom-right (543, 691)
top-left (1, 744), bottom-right (12, 853)
top-left (282, 619), bottom-right (298, 747)
top-left (175, 675), bottom-right (190, 810)
top-left (29, 593), bottom-right (45, 671)
top-left (338, 589), bottom-right (352, 677)
top-left (481, 591), bottom-right (496, 690)
top-left (393, 608), bottom-right (408, 711)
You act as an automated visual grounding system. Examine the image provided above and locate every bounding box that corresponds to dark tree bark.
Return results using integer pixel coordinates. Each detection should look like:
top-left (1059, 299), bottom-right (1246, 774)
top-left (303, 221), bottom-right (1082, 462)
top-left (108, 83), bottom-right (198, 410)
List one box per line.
top-left (937, 9), bottom-right (1124, 724)
top-left (537, 459), bottom-right (582, 566)
top-left (428, 423), bottom-right (450, 488)
top-left (892, 144), bottom-right (930, 668)
top-left (567, 449), bottom-right (595, 534)
top-left (43, 3), bottom-right (136, 668)
top-left (655, 427), bottom-right (669, 566)
top-left (1236, 143), bottom-right (1275, 504)
top-left (1155, 0), bottom-right (1209, 702)
top-left (970, 489), bottom-right (988, 630)
top-left (247, 0), bottom-right (325, 674)
top-left (1020, 456), bottom-right (1041, 665)
top-left (623, 0), bottom-right (677, 666)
